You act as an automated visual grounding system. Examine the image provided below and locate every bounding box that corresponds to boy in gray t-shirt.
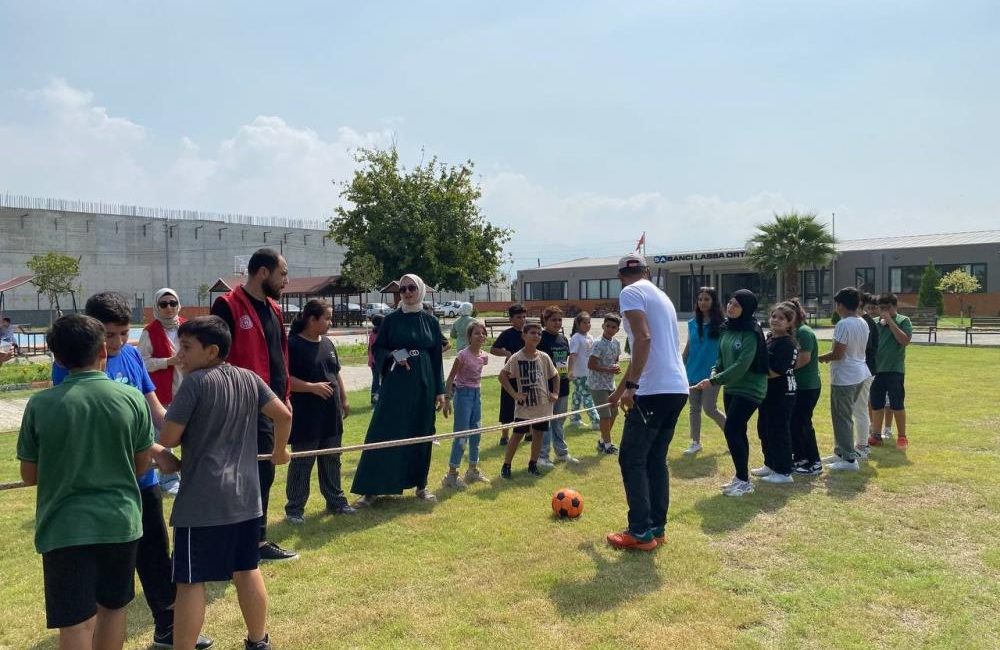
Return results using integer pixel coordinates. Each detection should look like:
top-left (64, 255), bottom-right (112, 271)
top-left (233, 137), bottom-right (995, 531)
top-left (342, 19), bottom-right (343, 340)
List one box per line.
top-left (588, 314), bottom-right (623, 454)
top-left (160, 316), bottom-right (291, 650)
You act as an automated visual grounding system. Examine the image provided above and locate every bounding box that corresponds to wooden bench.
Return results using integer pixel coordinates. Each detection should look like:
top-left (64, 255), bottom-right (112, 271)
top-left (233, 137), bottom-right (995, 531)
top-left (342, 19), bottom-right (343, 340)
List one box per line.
top-left (900, 309), bottom-right (938, 343)
top-left (964, 316), bottom-right (1000, 345)
top-left (484, 317), bottom-right (541, 337)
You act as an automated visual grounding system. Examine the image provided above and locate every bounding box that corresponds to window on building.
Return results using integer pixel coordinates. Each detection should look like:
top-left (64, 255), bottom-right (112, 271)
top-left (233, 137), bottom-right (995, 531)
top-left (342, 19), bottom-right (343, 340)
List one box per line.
top-left (578, 278), bottom-right (622, 300)
top-left (720, 273), bottom-right (777, 306)
top-left (524, 281), bottom-right (567, 301)
top-left (800, 269), bottom-right (832, 302)
top-left (889, 263), bottom-right (987, 294)
top-left (855, 267), bottom-right (876, 292)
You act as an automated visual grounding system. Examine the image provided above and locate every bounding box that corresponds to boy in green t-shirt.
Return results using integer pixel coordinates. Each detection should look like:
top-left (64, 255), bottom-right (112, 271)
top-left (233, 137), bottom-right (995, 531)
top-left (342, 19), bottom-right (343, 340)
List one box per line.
top-left (869, 293), bottom-right (913, 449)
top-left (17, 314), bottom-right (154, 649)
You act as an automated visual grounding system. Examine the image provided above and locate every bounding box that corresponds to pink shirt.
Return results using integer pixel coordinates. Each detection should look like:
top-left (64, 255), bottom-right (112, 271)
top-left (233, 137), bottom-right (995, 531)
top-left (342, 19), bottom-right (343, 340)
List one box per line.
top-left (453, 347), bottom-right (488, 389)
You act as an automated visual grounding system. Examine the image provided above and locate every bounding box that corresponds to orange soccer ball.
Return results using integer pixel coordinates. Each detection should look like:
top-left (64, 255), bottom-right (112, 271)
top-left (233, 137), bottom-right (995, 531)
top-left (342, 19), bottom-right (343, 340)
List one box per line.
top-left (551, 488), bottom-right (584, 519)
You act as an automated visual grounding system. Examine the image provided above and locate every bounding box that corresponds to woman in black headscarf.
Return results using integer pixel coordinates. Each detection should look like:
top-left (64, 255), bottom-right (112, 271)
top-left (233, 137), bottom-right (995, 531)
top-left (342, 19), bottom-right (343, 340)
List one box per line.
top-left (693, 289), bottom-right (769, 497)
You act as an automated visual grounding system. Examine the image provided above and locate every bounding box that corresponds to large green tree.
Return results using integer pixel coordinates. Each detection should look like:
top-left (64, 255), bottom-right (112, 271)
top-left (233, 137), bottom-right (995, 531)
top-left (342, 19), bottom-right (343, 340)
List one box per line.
top-left (746, 212), bottom-right (837, 298)
top-left (329, 146), bottom-right (512, 292)
top-left (26, 252), bottom-right (81, 322)
top-left (917, 260), bottom-right (945, 315)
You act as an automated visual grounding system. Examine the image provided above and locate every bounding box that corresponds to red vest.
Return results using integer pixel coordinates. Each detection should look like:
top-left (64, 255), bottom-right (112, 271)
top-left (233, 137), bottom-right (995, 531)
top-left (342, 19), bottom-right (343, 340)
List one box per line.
top-left (217, 285), bottom-right (290, 400)
top-left (145, 317), bottom-right (186, 406)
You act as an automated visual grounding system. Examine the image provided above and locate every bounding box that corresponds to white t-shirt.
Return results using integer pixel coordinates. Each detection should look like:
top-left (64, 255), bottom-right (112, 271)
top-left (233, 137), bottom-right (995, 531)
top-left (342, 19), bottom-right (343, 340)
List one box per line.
top-left (618, 278), bottom-right (689, 396)
top-left (830, 316), bottom-right (873, 386)
top-left (568, 333), bottom-right (594, 379)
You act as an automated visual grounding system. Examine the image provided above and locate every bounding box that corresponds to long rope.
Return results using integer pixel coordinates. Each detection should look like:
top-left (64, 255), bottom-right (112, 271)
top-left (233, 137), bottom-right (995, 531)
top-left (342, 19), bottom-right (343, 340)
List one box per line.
top-left (0, 402), bottom-right (616, 492)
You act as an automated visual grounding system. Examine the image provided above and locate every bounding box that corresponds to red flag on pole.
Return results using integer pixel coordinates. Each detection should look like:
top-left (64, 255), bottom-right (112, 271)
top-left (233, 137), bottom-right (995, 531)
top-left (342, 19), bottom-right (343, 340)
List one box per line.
top-left (635, 232), bottom-right (645, 252)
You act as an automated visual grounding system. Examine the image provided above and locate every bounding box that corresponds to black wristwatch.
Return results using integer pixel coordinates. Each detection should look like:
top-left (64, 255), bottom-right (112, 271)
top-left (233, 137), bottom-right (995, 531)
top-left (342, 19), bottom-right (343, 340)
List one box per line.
top-left (624, 380), bottom-right (640, 390)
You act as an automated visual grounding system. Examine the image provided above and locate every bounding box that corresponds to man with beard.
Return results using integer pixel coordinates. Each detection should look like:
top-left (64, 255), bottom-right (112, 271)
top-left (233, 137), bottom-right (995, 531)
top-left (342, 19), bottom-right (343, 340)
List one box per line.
top-left (212, 248), bottom-right (296, 562)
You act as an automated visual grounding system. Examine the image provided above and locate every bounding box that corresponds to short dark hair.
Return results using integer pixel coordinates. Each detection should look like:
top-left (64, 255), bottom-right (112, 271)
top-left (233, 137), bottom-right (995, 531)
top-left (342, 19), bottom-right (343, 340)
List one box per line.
top-left (602, 313), bottom-right (622, 326)
top-left (48, 314), bottom-right (105, 369)
top-left (522, 322), bottom-right (542, 334)
top-left (248, 248), bottom-right (281, 276)
top-left (2, 317), bottom-right (10, 325)
top-left (508, 303), bottom-right (527, 318)
top-left (85, 291), bottom-right (132, 325)
top-left (178, 316), bottom-right (232, 360)
top-left (877, 292), bottom-right (899, 307)
top-left (834, 287), bottom-right (861, 311)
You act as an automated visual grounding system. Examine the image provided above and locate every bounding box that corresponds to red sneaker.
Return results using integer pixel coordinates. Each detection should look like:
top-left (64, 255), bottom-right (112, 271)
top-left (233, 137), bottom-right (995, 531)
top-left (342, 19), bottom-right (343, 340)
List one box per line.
top-left (896, 435), bottom-right (908, 450)
top-left (868, 434), bottom-right (883, 447)
top-left (606, 530), bottom-right (657, 551)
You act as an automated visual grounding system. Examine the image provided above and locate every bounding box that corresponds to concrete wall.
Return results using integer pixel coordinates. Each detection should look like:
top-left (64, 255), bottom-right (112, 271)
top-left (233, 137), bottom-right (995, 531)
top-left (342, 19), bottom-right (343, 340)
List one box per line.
top-left (0, 206), bottom-right (344, 317)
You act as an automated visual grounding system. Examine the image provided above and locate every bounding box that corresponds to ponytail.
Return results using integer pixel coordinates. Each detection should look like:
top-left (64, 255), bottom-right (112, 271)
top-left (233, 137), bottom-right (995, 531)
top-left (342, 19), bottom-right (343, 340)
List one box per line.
top-left (290, 299), bottom-right (329, 335)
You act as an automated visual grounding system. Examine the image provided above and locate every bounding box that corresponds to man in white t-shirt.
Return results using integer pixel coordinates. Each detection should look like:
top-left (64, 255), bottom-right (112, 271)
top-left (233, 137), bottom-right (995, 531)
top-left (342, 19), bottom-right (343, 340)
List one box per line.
top-left (819, 287), bottom-right (872, 471)
top-left (606, 253), bottom-right (689, 551)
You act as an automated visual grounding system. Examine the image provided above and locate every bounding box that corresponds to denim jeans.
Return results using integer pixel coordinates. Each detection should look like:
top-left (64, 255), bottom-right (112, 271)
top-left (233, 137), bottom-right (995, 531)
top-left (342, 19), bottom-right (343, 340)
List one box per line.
top-left (540, 396), bottom-right (569, 460)
top-left (618, 393), bottom-right (687, 536)
top-left (449, 387), bottom-right (482, 469)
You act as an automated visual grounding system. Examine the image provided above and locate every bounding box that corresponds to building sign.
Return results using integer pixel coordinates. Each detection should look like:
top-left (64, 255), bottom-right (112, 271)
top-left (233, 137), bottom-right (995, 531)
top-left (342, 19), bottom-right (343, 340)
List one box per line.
top-left (652, 249), bottom-right (747, 264)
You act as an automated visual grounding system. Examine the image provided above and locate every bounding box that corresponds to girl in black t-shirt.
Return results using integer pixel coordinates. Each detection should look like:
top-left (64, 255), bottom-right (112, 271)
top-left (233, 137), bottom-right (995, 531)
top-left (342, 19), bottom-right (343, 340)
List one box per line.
top-left (284, 300), bottom-right (354, 522)
top-left (752, 303), bottom-right (799, 483)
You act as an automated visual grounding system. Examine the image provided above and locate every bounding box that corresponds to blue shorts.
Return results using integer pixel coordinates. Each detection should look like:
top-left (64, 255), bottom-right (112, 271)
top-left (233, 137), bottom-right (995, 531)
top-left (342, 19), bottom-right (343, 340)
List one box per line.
top-left (172, 518), bottom-right (259, 584)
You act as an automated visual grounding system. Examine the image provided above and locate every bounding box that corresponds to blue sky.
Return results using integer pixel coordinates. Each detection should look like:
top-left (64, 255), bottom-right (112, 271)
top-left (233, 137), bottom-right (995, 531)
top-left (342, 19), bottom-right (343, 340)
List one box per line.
top-left (2, 1), bottom-right (998, 273)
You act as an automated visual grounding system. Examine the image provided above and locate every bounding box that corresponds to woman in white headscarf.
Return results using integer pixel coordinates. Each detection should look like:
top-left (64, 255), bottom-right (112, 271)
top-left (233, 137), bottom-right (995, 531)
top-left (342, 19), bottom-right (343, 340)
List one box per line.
top-left (352, 274), bottom-right (447, 505)
top-left (139, 288), bottom-right (186, 494)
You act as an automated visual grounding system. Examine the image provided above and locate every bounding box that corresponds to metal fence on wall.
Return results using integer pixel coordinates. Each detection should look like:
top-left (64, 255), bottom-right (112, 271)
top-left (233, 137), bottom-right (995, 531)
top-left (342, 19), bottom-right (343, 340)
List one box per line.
top-left (0, 192), bottom-right (328, 231)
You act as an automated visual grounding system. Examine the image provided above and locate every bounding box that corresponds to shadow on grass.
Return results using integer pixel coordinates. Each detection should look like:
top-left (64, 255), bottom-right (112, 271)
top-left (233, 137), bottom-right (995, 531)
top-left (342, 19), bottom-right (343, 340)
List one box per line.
top-left (694, 483), bottom-right (797, 535)
top-left (870, 448), bottom-right (914, 469)
top-left (819, 461), bottom-right (877, 500)
top-left (548, 541), bottom-right (660, 615)
top-left (671, 451), bottom-right (722, 479)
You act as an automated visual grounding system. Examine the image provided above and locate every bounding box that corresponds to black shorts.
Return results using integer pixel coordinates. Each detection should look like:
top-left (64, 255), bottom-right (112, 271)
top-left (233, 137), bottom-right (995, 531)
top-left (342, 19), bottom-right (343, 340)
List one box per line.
top-left (513, 418), bottom-right (550, 435)
top-left (870, 372), bottom-right (905, 410)
top-left (172, 518), bottom-right (260, 584)
top-left (500, 390), bottom-right (516, 424)
top-left (42, 540), bottom-right (139, 628)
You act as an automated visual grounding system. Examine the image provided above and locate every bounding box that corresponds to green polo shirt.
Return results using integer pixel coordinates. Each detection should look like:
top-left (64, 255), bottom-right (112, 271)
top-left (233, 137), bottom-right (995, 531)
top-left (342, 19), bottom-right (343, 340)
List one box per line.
top-left (16, 370), bottom-right (153, 554)
top-left (794, 324), bottom-right (821, 390)
top-left (876, 314), bottom-right (913, 374)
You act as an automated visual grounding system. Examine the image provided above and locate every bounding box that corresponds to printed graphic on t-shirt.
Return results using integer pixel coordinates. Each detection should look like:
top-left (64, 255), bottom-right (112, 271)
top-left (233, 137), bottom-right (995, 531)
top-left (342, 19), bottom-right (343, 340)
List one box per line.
top-left (518, 359), bottom-right (541, 408)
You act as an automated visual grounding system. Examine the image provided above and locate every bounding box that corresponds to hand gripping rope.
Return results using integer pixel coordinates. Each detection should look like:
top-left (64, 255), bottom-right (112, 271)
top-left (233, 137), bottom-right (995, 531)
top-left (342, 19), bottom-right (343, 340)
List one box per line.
top-left (0, 402), bottom-right (618, 491)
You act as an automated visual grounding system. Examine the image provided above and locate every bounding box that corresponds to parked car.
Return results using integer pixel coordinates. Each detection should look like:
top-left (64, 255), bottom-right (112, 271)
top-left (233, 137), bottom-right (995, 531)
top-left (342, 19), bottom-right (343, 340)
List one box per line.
top-left (434, 300), bottom-right (473, 317)
top-left (364, 302), bottom-right (392, 319)
top-left (333, 302), bottom-right (362, 315)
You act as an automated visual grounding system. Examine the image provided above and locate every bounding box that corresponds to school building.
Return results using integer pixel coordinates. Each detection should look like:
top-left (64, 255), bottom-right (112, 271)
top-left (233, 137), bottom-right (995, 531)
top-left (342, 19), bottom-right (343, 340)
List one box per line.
top-left (515, 230), bottom-right (1000, 316)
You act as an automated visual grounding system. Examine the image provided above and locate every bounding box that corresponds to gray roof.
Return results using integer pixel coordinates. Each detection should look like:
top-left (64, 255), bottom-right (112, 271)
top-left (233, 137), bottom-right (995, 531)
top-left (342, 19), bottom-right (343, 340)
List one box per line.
top-left (527, 230), bottom-right (1000, 271)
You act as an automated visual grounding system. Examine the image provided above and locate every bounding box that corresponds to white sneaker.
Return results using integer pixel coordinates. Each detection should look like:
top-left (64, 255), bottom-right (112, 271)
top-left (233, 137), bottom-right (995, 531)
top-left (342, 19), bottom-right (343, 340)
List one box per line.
top-left (441, 473), bottom-right (467, 489)
top-left (285, 514), bottom-right (305, 525)
top-left (353, 494), bottom-right (378, 508)
top-left (826, 459), bottom-right (860, 472)
top-left (761, 473), bottom-right (794, 484)
top-left (855, 445), bottom-right (870, 460)
top-left (720, 475), bottom-right (739, 490)
top-left (537, 458), bottom-right (555, 469)
top-left (683, 442), bottom-right (702, 455)
top-left (882, 429), bottom-right (894, 440)
top-left (415, 488), bottom-right (438, 501)
top-left (750, 465), bottom-right (774, 478)
top-left (463, 468), bottom-right (491, 484)
top-left (555, 454), bottom-right (580, 464)
top-left (821, 454), bottom-right (843, 464)
top-left (724, 479), bottom-right (754, 497)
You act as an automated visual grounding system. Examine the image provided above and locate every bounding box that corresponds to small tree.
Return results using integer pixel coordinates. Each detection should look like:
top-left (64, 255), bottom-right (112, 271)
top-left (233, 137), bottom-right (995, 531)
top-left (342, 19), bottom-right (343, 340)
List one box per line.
top-left (26, 252), bottom-right (81, 323)
top-left (340, 252), bottom-right (384, 294)
top-left (938, 269), bottom-right (980, 325)
top-left (197, 283), bottom-right (210, 307)
top-left (917, 260), bottom-right (944, 315)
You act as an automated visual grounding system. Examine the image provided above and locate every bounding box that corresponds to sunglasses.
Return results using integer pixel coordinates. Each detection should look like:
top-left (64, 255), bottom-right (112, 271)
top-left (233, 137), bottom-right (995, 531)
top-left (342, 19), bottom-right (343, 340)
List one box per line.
top-left (158, 301), bottom-right (179, 308)
top-left (399, 284), bottom-right (418, 293)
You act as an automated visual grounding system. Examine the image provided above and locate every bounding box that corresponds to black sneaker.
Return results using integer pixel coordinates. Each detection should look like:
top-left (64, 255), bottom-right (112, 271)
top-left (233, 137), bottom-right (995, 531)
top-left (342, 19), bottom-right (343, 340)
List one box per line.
top-left (499, 438), bottom-right (509, 447)
top-left (527, 461), bottom-right (541, 476)
top-left (258, 541), bottom-right (298, 562)
top-left (500, 464), bottom-right (512, 479)
top-left (153, 626), bottom-right (215, 649)
top-left (327, 501), bottom-right (357, 515)
top-left (245, 634), bottom-right (272, 650)
top-left (525, 433), bottom-right (533, 442)
top-left (794, 462), bottom-right (823, 476)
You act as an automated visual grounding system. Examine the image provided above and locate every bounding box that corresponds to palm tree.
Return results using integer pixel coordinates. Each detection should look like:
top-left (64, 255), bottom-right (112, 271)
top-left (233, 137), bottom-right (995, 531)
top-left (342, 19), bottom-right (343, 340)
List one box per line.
top-left (746, 212), bottom-right (837, 299)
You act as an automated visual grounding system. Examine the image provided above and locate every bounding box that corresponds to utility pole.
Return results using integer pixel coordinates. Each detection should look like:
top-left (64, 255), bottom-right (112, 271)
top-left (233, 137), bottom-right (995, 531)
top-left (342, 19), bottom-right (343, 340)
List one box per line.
top-left (165, 222), bottom-right (171, 288)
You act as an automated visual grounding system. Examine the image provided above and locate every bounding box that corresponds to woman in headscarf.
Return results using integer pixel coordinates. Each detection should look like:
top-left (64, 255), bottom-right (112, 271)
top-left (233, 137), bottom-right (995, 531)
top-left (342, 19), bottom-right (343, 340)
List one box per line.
top-left (138, 287), bottom-right (186, 495)
top-left (352, 274), bottom-right (447, 505)
top-left (449, 302), bottom-right (476, 352)
top-left (693, 289), bottom-right (768, 497)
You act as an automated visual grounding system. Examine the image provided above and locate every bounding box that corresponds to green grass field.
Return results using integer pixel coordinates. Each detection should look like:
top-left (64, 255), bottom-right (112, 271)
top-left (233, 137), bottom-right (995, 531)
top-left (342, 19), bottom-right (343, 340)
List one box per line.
top-left (1, 344), bottom-right (999, 649)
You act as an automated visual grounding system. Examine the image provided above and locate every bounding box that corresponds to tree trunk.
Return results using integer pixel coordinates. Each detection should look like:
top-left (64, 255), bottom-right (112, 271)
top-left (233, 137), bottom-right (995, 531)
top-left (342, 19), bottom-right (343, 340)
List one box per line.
top-left (785, 266), bottom-right (800, 299)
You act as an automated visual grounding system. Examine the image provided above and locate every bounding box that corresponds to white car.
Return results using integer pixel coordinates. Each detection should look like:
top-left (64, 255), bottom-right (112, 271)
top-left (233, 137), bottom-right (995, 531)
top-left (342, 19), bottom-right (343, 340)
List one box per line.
top-left (435, 301), bottom-right (472, 317)
top-left (364, 303), bottom-right (392, 319)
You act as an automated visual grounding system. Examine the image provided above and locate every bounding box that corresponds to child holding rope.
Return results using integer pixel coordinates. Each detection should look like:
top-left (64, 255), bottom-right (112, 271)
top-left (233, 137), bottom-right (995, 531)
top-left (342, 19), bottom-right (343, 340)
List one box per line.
top-left (499, 322), bottom-right (559, 479)
top-left (442, 320), bottom-right (491, 488)
top-left (159, 316), bottom-right (291, 650)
